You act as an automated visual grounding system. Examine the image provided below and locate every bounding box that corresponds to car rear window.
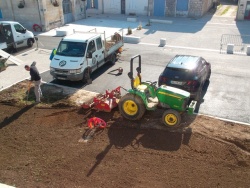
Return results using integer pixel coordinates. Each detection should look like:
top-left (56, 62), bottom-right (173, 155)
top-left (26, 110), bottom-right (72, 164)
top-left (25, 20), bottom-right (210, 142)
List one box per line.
top-left (163, 67), bottom-right (195, 79)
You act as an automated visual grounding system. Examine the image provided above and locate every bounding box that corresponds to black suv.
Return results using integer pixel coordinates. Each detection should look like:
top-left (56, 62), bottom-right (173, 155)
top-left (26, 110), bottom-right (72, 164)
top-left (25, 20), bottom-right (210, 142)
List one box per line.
top-left (158, 55), bottom-right (211, 101)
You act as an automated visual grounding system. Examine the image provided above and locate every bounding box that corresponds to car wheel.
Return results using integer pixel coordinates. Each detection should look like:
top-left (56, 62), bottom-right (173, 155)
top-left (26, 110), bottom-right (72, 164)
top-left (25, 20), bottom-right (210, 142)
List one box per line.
top-left (27, 39), bottom-right (33, 47)
top-left (195, 86), bottom-right (202, 102)
top-left (206, 69), bottom-right (211, 81)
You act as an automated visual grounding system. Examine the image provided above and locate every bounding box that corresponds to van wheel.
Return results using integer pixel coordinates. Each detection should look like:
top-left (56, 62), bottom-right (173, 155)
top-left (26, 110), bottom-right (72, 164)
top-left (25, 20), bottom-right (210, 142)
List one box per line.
top-left (82, 69), bottom-right (92, 84)
top-left (27, 39), bottom-right (33, 47)
top-left (110, 54), bottom-right (116, 65)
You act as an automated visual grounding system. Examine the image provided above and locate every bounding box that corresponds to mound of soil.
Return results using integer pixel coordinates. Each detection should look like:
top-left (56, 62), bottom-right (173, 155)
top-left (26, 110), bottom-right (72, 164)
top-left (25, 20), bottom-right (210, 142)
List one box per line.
top-left (0, 82), bottom-right (249, 187)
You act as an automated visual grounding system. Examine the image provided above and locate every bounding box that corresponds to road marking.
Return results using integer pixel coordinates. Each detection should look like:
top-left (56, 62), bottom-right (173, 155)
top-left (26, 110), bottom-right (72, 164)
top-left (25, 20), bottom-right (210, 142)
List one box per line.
top-left (195, 113), bottom-right (250, 126)
top-left (139, 42), bottom-right (220, 52)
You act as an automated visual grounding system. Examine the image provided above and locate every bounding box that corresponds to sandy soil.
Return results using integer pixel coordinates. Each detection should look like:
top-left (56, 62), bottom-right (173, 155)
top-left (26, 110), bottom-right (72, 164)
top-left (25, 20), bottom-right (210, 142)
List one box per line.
top-left (0, 82), bottom-right (250, 188)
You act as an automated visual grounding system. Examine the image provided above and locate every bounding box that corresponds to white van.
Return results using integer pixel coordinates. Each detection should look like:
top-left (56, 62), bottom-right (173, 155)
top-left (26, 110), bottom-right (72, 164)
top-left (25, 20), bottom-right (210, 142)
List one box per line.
top-left (0, 21), bottom-right (35, 51)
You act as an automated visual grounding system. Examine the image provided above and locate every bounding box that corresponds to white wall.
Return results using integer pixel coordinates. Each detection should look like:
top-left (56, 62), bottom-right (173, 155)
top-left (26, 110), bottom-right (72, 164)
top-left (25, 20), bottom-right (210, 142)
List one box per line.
top-left (103, 0), bottom-right (121, 14)
top-left (102, 0), bottom-right (148, 15)
top-left (126, 0), bottom-right (148, 15)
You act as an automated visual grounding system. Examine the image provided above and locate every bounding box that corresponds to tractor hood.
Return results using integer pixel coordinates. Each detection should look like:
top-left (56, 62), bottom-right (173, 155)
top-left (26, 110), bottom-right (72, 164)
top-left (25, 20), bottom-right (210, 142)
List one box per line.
top-left (50, 55), bottom-right (84, 69)
top-left (157, 85), bottom-right (190, 101)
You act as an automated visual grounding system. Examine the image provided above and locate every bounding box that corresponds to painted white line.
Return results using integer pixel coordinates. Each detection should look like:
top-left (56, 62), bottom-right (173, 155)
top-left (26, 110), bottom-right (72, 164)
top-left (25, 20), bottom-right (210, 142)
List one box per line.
top-left (207, 22), bottom-right (236, 26)
top-left (139, 42), bottom-right (158, 46)
top-left (195, 113), bottom-right (250, 126)
top-left (139, 42), bottom-right (220, 52)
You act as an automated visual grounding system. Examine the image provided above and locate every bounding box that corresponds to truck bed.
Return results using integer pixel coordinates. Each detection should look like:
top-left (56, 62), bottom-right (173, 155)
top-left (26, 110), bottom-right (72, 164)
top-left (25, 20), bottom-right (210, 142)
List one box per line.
top-left (104, 30), bottom-right (123, 57)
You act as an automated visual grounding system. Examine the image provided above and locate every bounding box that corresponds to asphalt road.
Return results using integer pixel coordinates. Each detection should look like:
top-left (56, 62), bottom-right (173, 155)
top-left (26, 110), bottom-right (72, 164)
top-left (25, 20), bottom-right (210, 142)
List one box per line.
top-left (36, 39), bottom-right (250, 124)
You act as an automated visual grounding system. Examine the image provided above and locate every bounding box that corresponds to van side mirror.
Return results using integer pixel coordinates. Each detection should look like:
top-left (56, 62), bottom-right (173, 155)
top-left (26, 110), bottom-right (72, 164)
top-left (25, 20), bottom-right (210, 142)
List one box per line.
top-left (86, 52), bottom-right (92, 58)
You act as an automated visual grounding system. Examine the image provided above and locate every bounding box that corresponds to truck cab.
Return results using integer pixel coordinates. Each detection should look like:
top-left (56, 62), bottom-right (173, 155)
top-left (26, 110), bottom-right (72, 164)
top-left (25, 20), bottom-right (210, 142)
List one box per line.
top-left (0, 21), bottom-right (35, 51)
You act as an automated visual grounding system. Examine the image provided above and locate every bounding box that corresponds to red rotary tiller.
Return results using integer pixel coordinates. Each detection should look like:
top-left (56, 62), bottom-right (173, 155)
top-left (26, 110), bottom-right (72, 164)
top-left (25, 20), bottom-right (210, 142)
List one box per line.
top-left (82, 86), bottom-right (121, 112)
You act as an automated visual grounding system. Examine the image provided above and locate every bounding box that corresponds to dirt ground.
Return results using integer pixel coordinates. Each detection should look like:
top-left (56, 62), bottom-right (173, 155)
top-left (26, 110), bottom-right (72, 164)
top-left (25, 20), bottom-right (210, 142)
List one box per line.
top-left (0, 81), bottom-right (250, 188)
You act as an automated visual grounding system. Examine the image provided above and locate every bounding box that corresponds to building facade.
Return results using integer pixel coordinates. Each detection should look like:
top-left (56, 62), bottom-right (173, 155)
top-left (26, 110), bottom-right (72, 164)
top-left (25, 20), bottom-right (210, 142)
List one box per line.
top-left (237, 0), bottom-right (250, 20)
top-left (86, 0), bottom-right (214, 18)
top-left (0, 0), bottom-right (86, 31)
top-left (2, 0), bottom-right (248, 33)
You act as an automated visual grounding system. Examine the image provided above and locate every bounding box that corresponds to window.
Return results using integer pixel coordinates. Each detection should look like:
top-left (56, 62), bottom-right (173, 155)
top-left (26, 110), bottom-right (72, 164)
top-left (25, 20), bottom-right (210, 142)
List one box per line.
top-left (57, 41), bottom-right (87, 57)
top-left (96, 37), bottom-right (102, 50)
top-left (87, 0), bottom-right (98, 9)
top-left (87, 40), bottom-right (96, 53)
top-left (14, 24), bottom-right (25, 33)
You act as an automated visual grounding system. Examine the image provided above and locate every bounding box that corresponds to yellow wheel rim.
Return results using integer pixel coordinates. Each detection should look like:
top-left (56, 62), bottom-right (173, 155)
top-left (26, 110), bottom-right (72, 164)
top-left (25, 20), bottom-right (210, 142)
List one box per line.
top-left (123, 100), bottom-right (138, 116)
top-left (164, 114), bottom-right (177, 126)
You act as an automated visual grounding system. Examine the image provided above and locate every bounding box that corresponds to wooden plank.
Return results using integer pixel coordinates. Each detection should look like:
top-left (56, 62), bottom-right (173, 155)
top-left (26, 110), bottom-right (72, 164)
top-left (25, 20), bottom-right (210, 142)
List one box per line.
top-left (0, 49), bottom-right (22, 65)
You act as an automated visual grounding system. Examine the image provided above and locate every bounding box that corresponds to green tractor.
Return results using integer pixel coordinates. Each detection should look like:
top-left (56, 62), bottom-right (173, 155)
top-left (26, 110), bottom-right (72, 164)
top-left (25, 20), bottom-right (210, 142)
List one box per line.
top-left (119, 55), bottom-right (197, 129)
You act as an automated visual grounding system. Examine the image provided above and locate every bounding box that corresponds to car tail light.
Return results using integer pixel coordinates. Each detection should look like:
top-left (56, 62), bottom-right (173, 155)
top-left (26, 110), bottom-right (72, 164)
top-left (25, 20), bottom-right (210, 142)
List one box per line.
top-left (186, 80), bottom-right (198, 86)
top-left (159, 76), bottom-right (167, 83)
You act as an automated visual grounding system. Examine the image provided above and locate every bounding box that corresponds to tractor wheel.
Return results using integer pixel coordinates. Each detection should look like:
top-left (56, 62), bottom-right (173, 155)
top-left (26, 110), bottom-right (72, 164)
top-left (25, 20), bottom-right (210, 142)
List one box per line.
top-left (162, 109), bottom-right (181, 129)
top-left (119, 93), bottom-right (146, 120)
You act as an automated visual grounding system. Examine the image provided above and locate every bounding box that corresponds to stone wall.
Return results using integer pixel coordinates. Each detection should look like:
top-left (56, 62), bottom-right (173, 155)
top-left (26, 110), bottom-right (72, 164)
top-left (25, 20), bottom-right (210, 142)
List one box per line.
top-left (0, 0), bottom-right (41, 30)
top-left (189, 0), bottom-right (203, 17)
top-left (44, 0), bottom-right (63, 31)
top-left (201, 0), bottom-right (213, 16)
top-left (73, 0), bottom-right (87, 20)
top-left (166, 0), bottom-right (176, 16)
top-left (237, 0), bottom-right (248, 20)
top-left (0, 0), bottom-right (87, 32)
top-left (189, 0), bottom-right (213, 18)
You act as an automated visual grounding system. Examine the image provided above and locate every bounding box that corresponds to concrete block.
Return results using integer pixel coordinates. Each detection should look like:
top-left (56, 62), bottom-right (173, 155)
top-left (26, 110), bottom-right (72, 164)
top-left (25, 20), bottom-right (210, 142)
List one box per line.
top-left (56, 29), bottom-right (73, 36)
top-left (227, 44), bottom-right (234, 54)
top-left (123, 36), bottom-right (141, 44)
top-left (150, 19), bottom-right (173, 24)
top-left (160, 38), bottom-right (166, 46)
top-left (127, 17), bottom-right (137, 22)
top-left (246, 46), bottom-right (250, 56)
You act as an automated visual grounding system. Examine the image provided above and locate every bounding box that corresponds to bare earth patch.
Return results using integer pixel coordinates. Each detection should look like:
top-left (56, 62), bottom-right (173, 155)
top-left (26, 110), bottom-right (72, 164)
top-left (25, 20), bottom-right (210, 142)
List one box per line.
top-left (0, 82), bottom-right (249, 188)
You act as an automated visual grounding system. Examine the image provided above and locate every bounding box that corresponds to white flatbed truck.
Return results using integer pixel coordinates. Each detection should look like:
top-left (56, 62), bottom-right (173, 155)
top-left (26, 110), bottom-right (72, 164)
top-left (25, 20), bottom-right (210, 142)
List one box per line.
top-left (50, 28), bottom-right (123, 82)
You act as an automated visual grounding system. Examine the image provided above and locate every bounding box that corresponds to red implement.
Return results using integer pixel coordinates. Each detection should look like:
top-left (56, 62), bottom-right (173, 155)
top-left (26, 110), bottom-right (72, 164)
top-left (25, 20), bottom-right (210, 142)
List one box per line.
top-left (82, 86), bottom-right (121, 112)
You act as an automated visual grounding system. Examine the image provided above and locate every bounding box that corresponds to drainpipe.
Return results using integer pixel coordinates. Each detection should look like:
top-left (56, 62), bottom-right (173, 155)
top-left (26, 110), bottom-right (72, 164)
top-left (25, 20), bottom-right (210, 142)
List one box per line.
top-left (102, 0), bottom-right (104, 14)
top-left (37, 0), bottom-right (42, 27)
top-left (10, 0), bottom-right (15, 20)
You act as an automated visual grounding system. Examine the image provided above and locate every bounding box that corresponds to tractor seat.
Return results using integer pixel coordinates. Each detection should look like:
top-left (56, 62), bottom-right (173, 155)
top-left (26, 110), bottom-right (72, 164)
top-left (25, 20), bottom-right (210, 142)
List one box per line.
top-left (134, 76), bottom-right (147, 91)
top-left (147, 97), bottom-right (158, 108)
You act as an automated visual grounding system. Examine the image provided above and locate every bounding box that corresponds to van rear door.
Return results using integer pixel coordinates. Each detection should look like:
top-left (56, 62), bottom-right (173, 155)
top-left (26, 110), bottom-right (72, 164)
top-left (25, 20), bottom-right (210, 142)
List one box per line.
top-left (0, 23), bottom-right (15, 49)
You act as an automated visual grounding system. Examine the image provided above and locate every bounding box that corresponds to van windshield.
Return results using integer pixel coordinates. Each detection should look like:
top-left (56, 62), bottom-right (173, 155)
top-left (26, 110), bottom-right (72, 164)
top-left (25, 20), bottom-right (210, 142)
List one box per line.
top-left (56, 41), bottom-right (87, 57)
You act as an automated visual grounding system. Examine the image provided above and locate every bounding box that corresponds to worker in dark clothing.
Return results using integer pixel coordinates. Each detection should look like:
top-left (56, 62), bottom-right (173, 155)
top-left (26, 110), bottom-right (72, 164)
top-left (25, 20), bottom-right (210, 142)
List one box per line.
top-left (24, 61), bottom-right (42, 103)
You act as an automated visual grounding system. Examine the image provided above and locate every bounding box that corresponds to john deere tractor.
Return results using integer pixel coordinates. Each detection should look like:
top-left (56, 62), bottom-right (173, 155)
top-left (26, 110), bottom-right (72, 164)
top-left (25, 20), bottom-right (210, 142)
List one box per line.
top-left (118, 55), bottom-right (197, 129)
